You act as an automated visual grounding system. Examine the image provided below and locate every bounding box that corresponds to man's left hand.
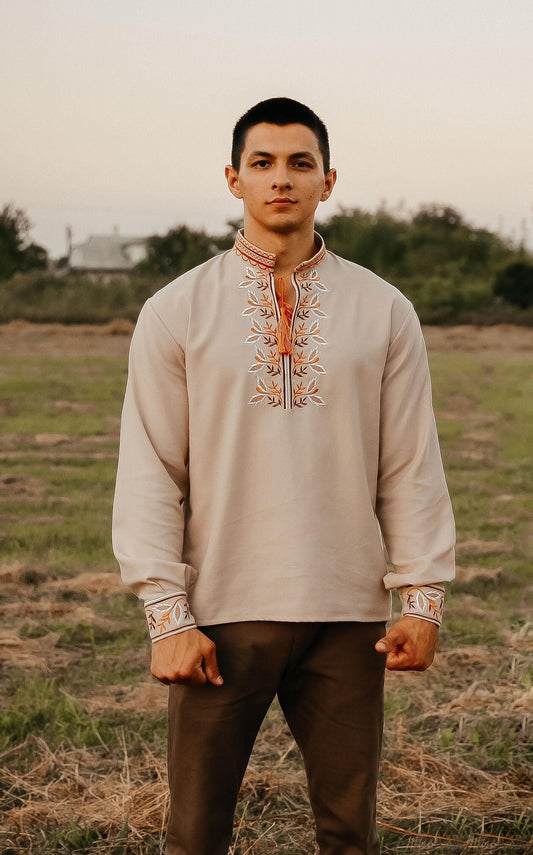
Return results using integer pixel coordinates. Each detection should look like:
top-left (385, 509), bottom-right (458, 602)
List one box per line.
top-left (375, 616), bottom-right (439, 671)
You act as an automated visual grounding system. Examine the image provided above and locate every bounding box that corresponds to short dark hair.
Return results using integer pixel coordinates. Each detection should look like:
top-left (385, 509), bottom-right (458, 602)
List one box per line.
top-left (231, 97), bottom-right (330, 173)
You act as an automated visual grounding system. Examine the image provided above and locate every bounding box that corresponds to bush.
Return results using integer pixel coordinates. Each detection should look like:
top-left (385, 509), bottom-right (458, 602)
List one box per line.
top-left (494, 261), bottom-right (533, 309)
top-left (0, 272), bottom-right (165, 323)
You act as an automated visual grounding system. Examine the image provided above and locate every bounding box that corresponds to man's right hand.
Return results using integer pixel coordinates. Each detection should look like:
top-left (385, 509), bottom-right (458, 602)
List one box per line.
top-left (150, 628), bottom-right (224, 687)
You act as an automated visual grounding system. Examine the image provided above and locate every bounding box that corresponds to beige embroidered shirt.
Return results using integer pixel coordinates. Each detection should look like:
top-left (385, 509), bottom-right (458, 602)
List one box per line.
top-left (112, 232), bottom-right (455, 640)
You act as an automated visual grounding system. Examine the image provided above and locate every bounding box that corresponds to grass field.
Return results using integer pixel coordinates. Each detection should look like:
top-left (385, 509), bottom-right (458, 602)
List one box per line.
top-left (0, 323), bottom-right (532, 854)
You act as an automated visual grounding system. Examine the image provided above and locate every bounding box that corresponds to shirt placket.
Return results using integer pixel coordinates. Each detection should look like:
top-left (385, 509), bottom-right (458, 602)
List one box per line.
top-left (268, 273), bottom-right (301, 410)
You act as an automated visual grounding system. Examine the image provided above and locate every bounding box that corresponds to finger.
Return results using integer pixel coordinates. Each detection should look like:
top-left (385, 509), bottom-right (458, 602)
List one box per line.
top-left (375, 636), bottom-right (389, 653)
top-left (385, 651), bottom-right (412, 670)
top-left (386, 645), bottom-right (428, 671)
top-left (203, 643), bottom-right (224, 686)
top-left (375, 626), bottom-right (406, 653)
top-left (187, 664), bottom-right (208, 686)
top-left (172, 666), bottom-right (207, 686)
top-left (152, 672), bottom-right (172, 685)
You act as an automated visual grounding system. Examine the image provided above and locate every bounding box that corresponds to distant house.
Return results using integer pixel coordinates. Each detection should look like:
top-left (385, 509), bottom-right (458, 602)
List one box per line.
top-left (68, 233), bottom-right (148, 274)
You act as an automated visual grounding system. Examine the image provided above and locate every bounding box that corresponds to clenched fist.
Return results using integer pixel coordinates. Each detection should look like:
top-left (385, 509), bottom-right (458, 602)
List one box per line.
top-left (151, 628), bottom-right (224, 686)
top-left (375, 616), bottom-right (439, 671)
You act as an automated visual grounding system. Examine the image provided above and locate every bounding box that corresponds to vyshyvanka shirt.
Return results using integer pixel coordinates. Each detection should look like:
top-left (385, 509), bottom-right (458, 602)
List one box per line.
top-left (112, 232), bottom-right (455, 641)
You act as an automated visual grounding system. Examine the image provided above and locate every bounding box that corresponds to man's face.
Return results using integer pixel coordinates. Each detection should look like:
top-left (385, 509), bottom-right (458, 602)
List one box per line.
top-left (226, 123), bottom-right (336, 240)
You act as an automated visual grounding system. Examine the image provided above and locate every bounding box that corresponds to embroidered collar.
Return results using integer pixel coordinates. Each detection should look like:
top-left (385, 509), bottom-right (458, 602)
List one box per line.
top-left (233, 229), bottom-right (326, 274)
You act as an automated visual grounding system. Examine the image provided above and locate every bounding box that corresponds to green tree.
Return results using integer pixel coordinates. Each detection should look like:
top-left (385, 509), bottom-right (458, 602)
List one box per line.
top-left (0, 204), bottom-right (48, 280)
top-left (494, 261), bottom-right (533, 309)
top-left (138, 225), bottom-right (219, 277)
top-left (407, 204), bottom-right (510, 278)
top-left (318, 207), bottom-right (409, 278)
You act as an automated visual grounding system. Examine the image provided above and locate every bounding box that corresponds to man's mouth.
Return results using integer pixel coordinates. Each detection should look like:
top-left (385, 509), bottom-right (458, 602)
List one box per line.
top-left (268, 198), bottom-right (296, 205)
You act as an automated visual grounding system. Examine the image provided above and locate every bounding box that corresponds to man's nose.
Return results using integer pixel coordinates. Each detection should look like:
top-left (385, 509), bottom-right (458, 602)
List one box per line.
top-left (271, 167), bottom-right (292, 189)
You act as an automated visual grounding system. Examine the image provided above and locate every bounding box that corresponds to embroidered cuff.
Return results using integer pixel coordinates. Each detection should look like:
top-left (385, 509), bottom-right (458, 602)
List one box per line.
top-left (398, 584), bottom-right (445, 626)
top-left (144, 591), bottom-right (196, 643)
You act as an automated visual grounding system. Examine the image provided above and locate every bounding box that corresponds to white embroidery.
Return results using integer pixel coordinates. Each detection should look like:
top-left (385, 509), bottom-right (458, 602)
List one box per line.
top-left (144, 591), bottom-right (196, 642)
top-left (292, 270), bottom-right (328, 408)
top-left (399, 585), bottom-right (445, 626)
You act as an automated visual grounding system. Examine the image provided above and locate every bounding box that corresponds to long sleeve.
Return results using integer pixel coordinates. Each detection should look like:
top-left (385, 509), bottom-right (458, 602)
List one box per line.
top-left (112, 299), bottom-right (198, 636)
top-left (377, 305), bottom-right (455, 592)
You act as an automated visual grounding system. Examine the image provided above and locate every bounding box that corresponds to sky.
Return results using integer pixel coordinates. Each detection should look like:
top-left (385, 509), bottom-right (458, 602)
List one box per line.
top-left (2, 0), bottom-right (533, 258)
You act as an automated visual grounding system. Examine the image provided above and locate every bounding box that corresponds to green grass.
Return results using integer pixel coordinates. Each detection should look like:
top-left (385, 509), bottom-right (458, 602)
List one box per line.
top-left (0, 356), bottom-right (126, 435)
top-left (0, 674), bottom-right (166, 757)
top-left (0, 828), bottom-right (163, 855)
top-left (0, 456), bottom-right (118, 568)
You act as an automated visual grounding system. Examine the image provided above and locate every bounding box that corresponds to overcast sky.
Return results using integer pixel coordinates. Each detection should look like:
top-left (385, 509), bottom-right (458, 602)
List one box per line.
top-left (3, 0), bottom-right (533, 257)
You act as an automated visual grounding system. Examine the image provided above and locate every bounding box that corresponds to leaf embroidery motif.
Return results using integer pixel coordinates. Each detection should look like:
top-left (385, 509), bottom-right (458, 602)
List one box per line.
top-left (240, 267), bottom-right (328, 408)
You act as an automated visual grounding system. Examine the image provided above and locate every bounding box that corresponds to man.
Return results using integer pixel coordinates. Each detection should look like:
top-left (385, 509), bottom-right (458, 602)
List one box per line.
top-left (112, 97), bottom-right (455, 855)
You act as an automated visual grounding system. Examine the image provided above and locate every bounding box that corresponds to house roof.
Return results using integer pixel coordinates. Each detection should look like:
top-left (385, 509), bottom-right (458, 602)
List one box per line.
top-left (69, 235), bottom-right (148, 271)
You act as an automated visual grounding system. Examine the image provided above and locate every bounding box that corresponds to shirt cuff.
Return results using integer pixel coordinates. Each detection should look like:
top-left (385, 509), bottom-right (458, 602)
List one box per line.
top-left (144, 591), bottom-right (196, 643)
top-left (398, 584), bottom-right (445, 626)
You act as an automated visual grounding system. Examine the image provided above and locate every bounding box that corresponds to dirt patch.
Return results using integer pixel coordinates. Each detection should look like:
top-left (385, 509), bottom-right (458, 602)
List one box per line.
top-left (506, 621), bottom-right (533, 653)
top-left (423, 324), bottom-right (533, 353)
top-left (455, 539), bottom-right (511, 556)
top-left (0, 564), bottom-right (51, 588)
top-left (50, 400), bottom-right (99, 414)
top-left (2, 598), bottom-right (92, 622)
top-left (462, 430), bottom-right (496, 443)
top-left (34, 433), bottom-right (72, 446)
top-left (0, 562), bottom-right (27, 584)
top-left (51, 571), bottom-right (125, 597)
top-left (456, 448), bottom-right (495, 463)
top-left (443, 681), bottom-right (530, 714)
top-left (455, 564), bottom-right (503, 583)
top-left (0, 630), bottom-right (70, 673)
top-left (80, 680), bottom-right (168, 714)
top-left (0, 474), bottom-right (46, 499)
top-left (0, 321), bottom-right (133, 358)
top-left (439, 646), bottom-right (497, 666)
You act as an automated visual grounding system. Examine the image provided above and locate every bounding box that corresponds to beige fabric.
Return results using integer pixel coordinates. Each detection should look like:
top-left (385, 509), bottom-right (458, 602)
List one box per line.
top-left (112, 232), bottom-right (455, 627)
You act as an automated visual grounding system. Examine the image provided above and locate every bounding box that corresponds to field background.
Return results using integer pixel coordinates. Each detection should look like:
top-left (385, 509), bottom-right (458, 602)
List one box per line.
top-left (0, 321), bottom-right (531, 854)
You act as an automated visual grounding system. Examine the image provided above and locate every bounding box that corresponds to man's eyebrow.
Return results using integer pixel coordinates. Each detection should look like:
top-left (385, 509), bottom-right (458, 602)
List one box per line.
top-left (290, 151), bottom-right (317, 161)
top-left (247, 151), bottom-right (274, 159)
top-left (246, 150), bottom-right (318, 161)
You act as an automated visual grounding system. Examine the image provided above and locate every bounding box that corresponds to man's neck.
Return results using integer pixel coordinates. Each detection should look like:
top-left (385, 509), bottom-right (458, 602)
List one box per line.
top-left (242, 222), bottom-right (317, 278)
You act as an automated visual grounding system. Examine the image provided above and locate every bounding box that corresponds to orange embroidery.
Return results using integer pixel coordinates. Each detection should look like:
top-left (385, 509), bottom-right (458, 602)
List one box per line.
top-left (240, 265), bottom-right (328, 409)
top-left (275, 277), bottom-right (294, 355)
top-left (249, 377), bottom-right (283, 407)
top-left (400, 586), bottom-right (445, 625)
top-left (145, 592), bottom-right (195, 641)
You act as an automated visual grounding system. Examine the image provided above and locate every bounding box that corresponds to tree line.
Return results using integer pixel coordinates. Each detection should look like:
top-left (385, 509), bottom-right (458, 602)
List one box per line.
top-left (1, 202), bottom-right (532, 323)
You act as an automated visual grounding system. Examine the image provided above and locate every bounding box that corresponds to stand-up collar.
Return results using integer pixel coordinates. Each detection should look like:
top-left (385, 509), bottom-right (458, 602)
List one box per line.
top-left (233, 229), bottom-right (326, 274)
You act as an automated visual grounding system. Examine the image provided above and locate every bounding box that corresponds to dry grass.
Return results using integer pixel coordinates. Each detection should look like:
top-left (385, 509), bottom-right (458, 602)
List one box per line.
top-left (1, 718), bottom-right (531, 853)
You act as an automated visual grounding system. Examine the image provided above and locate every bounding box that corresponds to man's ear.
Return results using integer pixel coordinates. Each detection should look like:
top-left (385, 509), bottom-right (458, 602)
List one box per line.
top-left (225, 165), bottom-right (243, 199)
top-left (320, 168), bottom-right (337, 202)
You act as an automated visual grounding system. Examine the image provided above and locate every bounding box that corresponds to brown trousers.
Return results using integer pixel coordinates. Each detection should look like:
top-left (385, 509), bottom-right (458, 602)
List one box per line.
top-left (166, 621), bottom-right (386, 855)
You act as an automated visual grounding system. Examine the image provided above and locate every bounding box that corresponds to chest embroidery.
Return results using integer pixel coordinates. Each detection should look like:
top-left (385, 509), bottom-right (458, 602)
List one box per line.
top-left (239, 266), bottom-right (328, 409)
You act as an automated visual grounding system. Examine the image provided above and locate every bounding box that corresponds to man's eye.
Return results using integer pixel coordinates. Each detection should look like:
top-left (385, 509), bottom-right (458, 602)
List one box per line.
top-left (253, 160), bottom-right (270, 168)
top-left (295, 161), bottom-right (312, 168)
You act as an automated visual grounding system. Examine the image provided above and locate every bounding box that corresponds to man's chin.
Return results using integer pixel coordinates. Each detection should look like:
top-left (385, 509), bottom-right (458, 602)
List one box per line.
top-left (266, 219), bottom-right (300, 235)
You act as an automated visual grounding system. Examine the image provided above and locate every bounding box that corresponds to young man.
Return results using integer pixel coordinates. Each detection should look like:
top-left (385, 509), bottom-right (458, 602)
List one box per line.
top-left (112, 98), bottom-right (455, 855)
